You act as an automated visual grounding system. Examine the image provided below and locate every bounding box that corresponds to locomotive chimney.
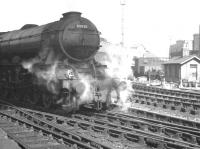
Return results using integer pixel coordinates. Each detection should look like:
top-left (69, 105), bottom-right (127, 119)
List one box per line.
top-left (61, 12), bottom-right (81, 20)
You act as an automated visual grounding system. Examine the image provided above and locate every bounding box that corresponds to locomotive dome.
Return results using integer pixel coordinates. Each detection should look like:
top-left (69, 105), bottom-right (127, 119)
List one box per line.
top-left (59, 12), bottom-right (100, 61)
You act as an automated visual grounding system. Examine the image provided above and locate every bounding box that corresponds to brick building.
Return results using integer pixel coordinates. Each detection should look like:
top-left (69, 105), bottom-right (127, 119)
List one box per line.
top-left (169, 40), bottom-right (192, 58)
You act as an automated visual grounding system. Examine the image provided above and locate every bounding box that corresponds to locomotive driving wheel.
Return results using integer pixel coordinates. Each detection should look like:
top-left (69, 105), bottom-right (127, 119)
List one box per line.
top-left (105, 91), bottom-right (112, 109)
top-left (72, 95), bottom-right (79, 111)
top-left (42, 93), bottom-right (56, 109)
top-left (104, 88), bottom-right (120, 110)
top-left (3, 88), bottom-right (15, 101)
top-left (25, 87), bottom-right (39, 105)
top-left (30, 88), bottom-right (40, 105)
top-left (1, 87), bottom-right (9, 99)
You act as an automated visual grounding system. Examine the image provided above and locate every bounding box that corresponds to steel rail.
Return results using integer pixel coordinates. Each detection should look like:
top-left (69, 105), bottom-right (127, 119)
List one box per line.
top-left (106, 109), bottom-right (200, 135)
top-left (72, 113), bottom-right (200, 146)
top-left (132, 83), bottom-right (200, 98)
top-left (0, 103), bottom-right (109, 149)
top-left (134, 89), bottom-right (200, 102)
top-left (132, 93), bottom-right (200, 114)
top-left (22, 108), bottom-right (199, 149)
top-left (134, 89), bottom-right (200, 105)
top-left (88, 112), bottom-right (200, 143)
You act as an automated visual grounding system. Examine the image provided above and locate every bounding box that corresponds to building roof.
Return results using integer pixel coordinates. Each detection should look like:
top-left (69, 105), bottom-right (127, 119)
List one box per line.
top-left (163, 55), bottom-right (200, 65)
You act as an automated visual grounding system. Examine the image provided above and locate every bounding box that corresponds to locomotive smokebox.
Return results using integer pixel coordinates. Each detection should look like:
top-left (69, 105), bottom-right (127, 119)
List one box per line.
top-left (58, 12), bottom-right (100, 61)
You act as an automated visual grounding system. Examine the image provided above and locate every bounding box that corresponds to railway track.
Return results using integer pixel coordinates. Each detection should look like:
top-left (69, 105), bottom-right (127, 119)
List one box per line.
top-left (92, 111), bottom-right (200, 143)
top-left (1, 81), bottom-right (200, 149)
top-left (132, 84), bottom-right (200, 105)
top-left (0, 117), bottom-right (68, 149)
top-left (132, 83), bottom-right (200, 99)
top-left (132, 91), bottom-right (200, 115)
top-left (115, 105), bottom-right (200, 134)
top-left (127, 83), bottom-right (200, 140)
top-left (0, 102), bottom-right (115, 149)
top-left (73, 113), bottom-right (200, 146)
top-left (134, 89), bottom-right (200, 105)
top-left (21, 107), bottom-right (200, 149)
top-left (131, 83), bottom-right (200, 117)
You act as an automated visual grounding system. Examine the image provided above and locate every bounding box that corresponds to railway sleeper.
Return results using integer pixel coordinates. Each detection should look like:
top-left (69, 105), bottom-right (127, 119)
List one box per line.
top-left (146, 112), bottom-right (155, 119)
top-left (168, 118), bottom-right (182, 125)
top-left (130, 122), bottom-right (143, 130)
top-left (181, 133), bottom-right (197, 144)
top-left (144, 138), bottom-right (164, 149)
top-left (107, 129), bottom-right (123, 139)
top-left (91, 126), bottom-right (105, 134)
top-left (181, 120), bottom-right (194, 127)
top-left (136, 110), bottom-right (146, 117)
top-left (190, 109), bottom-right (198, 115)
top-left (147, 125), bottom-right (161, 133)
top-left (155, 115), bottom-right (169, 122)
top-left (162, 104), bottom-right (171, 109)
top-left (124, 133), bottom-right (145, 144)
top-left (193, 105), bottom-right (200, 110)
top-left (196, 123), bottom-right (200, 129)
top-left (196, 137), bottom-right (200, 145)
top-left (181, 107), bottom-right (187, 113)
top-left (163, 129), bottom-right (182, 140)
top-left (164, 142), bottom-right (188, 149)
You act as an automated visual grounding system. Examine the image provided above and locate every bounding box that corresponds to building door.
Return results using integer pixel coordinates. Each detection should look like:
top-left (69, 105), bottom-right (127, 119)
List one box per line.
top-left (190, 64), bottom-right (197, 81)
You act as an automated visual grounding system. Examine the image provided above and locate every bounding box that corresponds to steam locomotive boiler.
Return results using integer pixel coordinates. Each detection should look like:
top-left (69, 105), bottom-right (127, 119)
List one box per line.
top-left (0, 12), bottom-right (113, 111)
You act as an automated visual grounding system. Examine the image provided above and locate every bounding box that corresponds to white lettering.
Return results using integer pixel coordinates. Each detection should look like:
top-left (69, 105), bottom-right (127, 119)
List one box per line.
top-left (76, 24), bottom-right (88, 29)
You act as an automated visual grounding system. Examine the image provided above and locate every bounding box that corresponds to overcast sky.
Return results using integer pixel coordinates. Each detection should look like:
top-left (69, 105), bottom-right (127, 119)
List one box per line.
top-left (0, 0), bottom-right (200, 57)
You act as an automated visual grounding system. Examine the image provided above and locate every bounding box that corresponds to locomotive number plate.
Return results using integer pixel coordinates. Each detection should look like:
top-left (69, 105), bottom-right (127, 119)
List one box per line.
top-left (76, 24), bottom-right (88, 29)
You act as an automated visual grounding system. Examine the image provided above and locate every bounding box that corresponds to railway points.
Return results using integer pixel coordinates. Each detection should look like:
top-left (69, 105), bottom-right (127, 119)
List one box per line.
top-left (1, 81), bottom-right (200, 149)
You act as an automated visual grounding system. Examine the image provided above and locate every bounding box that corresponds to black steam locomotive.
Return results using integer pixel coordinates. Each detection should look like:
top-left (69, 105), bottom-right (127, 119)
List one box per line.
top-left (0, 12), bottom-right (115, 111)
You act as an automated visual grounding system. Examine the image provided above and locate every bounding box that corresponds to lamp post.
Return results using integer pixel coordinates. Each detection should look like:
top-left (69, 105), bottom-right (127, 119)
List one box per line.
top-left (120, 0), bottom-right (126, 47)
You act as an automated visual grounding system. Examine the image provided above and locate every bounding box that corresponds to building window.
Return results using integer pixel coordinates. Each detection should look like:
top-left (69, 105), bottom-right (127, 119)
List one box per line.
top-left (190, 64), bottom-right (197, 68)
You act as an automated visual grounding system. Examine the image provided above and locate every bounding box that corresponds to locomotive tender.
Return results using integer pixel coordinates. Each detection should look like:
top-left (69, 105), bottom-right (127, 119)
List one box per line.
top-left (0, 12), bottom-right (113, 111)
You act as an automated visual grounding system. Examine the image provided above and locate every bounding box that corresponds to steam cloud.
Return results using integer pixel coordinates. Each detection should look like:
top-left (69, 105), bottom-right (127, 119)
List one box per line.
top-left (22, 58), bottom-right (59, 94)
top-left (95, 40), bottom-right (135, 110)
top-left (21, 39), bottom-right (135, 111)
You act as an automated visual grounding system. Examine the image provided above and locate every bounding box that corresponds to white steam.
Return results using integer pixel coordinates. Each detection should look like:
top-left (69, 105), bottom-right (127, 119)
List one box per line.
top-left (78, 74), bottom-right (93, 103)
top-left (96, 42), bottom-right (135, 110)
top-left (22, 59), bottom-right (59, 94)
top-left (21, 40), bottom-right (136, 110)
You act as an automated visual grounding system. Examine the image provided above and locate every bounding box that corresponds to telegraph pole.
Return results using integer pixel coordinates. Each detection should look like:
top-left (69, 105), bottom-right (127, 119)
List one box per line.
top-left (120, 0), bottom-right (125, 47)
